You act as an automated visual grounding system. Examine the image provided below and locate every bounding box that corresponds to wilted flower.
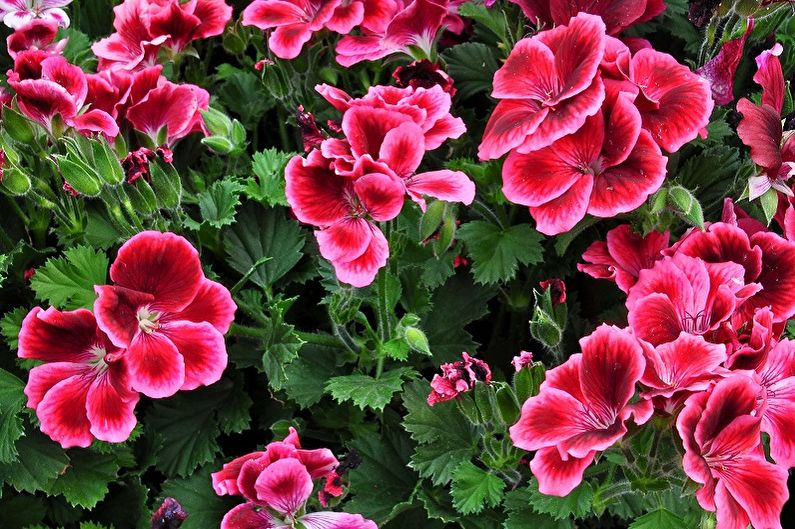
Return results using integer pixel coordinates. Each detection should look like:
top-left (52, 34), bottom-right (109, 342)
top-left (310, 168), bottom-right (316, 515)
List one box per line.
top-left (427, 352), bottom-right (492, 406)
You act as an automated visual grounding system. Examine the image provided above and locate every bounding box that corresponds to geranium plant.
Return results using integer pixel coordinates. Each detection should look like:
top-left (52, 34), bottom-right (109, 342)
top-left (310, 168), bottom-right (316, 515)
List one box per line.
top-left (0, 1), bottom-right (794, 528)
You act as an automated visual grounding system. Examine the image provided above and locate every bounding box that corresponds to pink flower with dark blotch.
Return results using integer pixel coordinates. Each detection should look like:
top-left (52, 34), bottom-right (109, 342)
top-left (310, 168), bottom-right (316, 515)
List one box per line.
top-left (698, 18), bottom-right (753, 106)
top-left (578, 224), bottom-right (669, 293)
top-left (149, 0), bottom-right (232, 53)
top-left (18, 307), bottom-right (139, 448)
top-left (753, 339), bottom-right (795, 468)
top-left (502, 92), bottom-right (667, 234)
top-left (213, 429), bottom-right (377, 529)
top-left (335, 0), bottom-right (449, 67)
top-left (126, 80), bottom-right (210, 145)
top-left (511, 351), bottom-right (534, 372)
top-left (392, 59), bottom-right (456, 96)
top-left (671, 220), bottom-right (795, 324)
top-left (510, 325), bottom-right (652, 496)
top-left (6, 18), bottom-right (66, 59)
top-left (8, 54), bottom-right (119, 137)
top-left (91, 0), bottom-right (169, 72)
top-left (93, 231), bottom-right (236, 398)
top-left (427, 352), bottom-right (492, 406)
top-left (478, 13), bottom-right (607, 160)
top-left (285, 149), bottom-right (404, 287)
top-left (677, 375), bottom-right (789, 529)
top-left (0, 0), bottom-right (72, 29)
top-left (242, 0), bottom-right (341, 60)
top-left (626, 254), bottom-right (760, 346)
top-left (722, 306), bottom-right (777, 371)
top-left (639, 332), bottom-right (727, 400)
top-left (736, 44), bottom-right (795, 200)
top-left (508, 0), bottom-right (664, 35)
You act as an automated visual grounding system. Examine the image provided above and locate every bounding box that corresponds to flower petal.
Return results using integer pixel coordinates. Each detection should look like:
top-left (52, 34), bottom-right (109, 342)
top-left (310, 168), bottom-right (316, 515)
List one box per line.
top-left (406, 170), bottom-right (476, 206)
top-left (529, 173), bottom-right (594, 235)
top-left (529, 447), bottom-right (595, 497)
top-left (160, 321), bottom-right (227, 391)
top-left (220, 502), bottom-right (281, 529)
top-left (316, 218), bottom-right (373, 263)
top-left (170, 278), bottom-right (236, 334)
top-left (254, 458), bottom-right (313, 515)
top-left (331, 224), bottom-right (389, 287)
top-left (300, 512), bottom-right (378, 529)
top-left (86, 366), bottom-right (139, 443)
top-left (36, 374), bottom-right (93, 448)
top-left (126, 332), bottom-right (186, 398)
top-left (354, 172), bottom-right (406, 221)
top-left (93, 285), bottom-right (156, 349)
top-left (19, 307), bottom-right (100, 363)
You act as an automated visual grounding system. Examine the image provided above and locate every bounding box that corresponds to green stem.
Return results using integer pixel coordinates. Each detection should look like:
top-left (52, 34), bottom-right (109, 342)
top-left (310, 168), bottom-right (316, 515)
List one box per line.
top-left (473, 199), bottom-right (504, 229)
top-left (294, 331), bottom-right (343, 348)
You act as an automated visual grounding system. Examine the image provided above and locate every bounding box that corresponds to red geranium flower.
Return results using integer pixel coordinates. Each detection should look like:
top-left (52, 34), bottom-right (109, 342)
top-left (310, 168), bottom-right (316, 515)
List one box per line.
top-left (19, 307), bottom-right (139, 448)
top-left (677, 375), bottom-right (789, 529)
top-left (93, 231), bottom-right (236, 398)
top-left (502, 93), bottom-right (667, 234)
top-left (478, 13), bottom-right (607, 160)
top-left (6, 18), bottom-right (65, 58)
top-left (510, 325), bottom-right (652, 496)
top-left (578, 224), bottom-right (669, 293)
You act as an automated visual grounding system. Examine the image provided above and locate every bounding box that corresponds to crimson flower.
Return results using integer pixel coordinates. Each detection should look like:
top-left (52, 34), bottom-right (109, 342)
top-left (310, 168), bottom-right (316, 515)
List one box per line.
top-left (736, 44), bottom-right (795, 199)
top-left (242, 0), bottom-right (340, 60)
top-left (502, 92), bottom-right (667, 234)
top-left (6, 18), bottom-right (65, 58)
top-left (508, 0), bottom-right (665, 35)
top-left (335, 0), bottom-right (449, 67)
top-left (427, 352), bottom-right (492, 406)
top-left (510, 325), bottom-right (651, 496)
top-left (93, 231), bottom-right (236, 398)
top-left (19, 307), bottom-right (139, 448)
top-left (578, 224), bottom-right (669, 293)
top-left (677, 375), bottom-right (789, 529)
top-left (0, 0), bottom-right (72, 29)
top-left (626, 254), bottom-right (759, 346)
top-left (479, 13), bottom-right (606, 160)
top-left (212, 428), bottom-right (376, 529)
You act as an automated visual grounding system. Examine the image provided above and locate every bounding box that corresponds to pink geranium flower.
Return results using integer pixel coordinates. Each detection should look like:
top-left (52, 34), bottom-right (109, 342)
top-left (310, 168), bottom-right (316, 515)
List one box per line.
top-left (93, 231), bottom-right (236, 398)
top-left (754, 339), bottom-right (795, 468)
top-left (501, 92), bottom-right (667, 234)
top-left (91, 0), bottom-right (169, 72)
top-left (627, 254), bottom-right (760, 346)
top-left (578, 224), bottom-right (669, 293)
top-left (736, 44), bottom-right (795, 200)
top-left (427, 352), bottom-right (492, 406)
top-left (677, 375), bottom-right (789, 529)
top-left (509, 325), bottom-right (652, 496)
top-left (0, 0), bottom-right (72, 29)
top-left (242, 0), bottom-right (341, 60)
top-left (335, 0), bottom-right (448, 67)
top-left (19, 307), bottom-right (139, 448)
top-left (213, 428), bottom-right (377, 529)
top-left (126, 80), bottom-right (210, 145)
top-left (508, 0), bottom-right (664, 35)
top-left (511, 351), bottom-right (534, 372)
top-left (8, 53), bottom-right (120, 137)
top-left (6, 18), bottom-right (66, 58)
top-left (478, 13), bottom-right (607, 160)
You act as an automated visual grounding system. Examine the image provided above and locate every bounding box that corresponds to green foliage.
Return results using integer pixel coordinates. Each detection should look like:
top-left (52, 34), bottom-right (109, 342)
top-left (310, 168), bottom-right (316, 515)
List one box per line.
top-left (0, 369), bottom-right (25, 463)
top-left (450, 461), bottom-right (505, 515)
top-left (160, 464), bottom-right (237, 529)
top-left (48, 450), bottom-right (119, 509)
top-left (526, 479), bottom-right (595, 521)
top-left (442, 43), bottom-right (500, 99)
top-left (185, 179), bottom-right (245, 229)
top-left (29, 246), bottom-right (109, 310)
top-left (0, 428), bottom-right (69, 494)
top-left (247, 149), bottom-right (293, 207)
top-left (457, 221), bottom-right (544, 284)
top-left (326, 368), bottom-right (415, 411)
top-left (628, 508), bottom-right (688, 529)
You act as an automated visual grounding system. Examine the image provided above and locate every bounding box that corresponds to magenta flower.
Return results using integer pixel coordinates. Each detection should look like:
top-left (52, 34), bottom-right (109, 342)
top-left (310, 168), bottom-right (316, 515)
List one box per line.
top-left (578, 224), bottom-right (669, 293)
top-left (501, 92), bottom-right (667, 234)
top-left (427, 352), bottom-right (492, 406)
top-left (19, 307), bottom-right (139, 448)
top-left (478, 13), bottom-right (606, 160)
top-left (754, 339), bottom-right (795, 468)
top-left (677, 375), bottom-right (789, 529)
top-left (126, 80), bottom-right (210, 145)
top-left (0, 0), bottom-right (72, 29)
top-left (6, 18), bottom-right (65, 59)
top-left (511, 351), bottom-right (534, 372)
top-left (212, 428), bottom-right (376, 529)
top-left (94, 231), bottom-right (236, 398)
top-left (508, 0), bottom-right (665, 35)
top-left (510, 325), bottom-right (652, 496)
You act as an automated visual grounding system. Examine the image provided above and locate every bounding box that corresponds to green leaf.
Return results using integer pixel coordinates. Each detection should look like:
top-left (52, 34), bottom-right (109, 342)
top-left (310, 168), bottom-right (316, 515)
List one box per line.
top-left (457, 221), bottom-right (544, 284)
top-left (282, 343), bottom-right (344, 408)
top-left (0, 368), bottom-right (25, 463)
top-left (1, 307), bottom-right (27, 351)
top-left (628, 508), bottom-right (687, 529)
top-left (526, 479), bottom-right (594, 520)
top-left (144, 378), bottom-right (244, 477)
top-left (216, 69), bottom-right (273, 126)
top-left (442, 43), bottom-right (499, 100)
top-left (49, 450), bottom-right (119, 509)
top-left (160, 464), bottom-right (237, 529)
top-left (411, 442), bottom-right (475, 486)
top-left (224, 203), bottom-right (305, 288)
top-left (0, 428), bottom-right (69, 493)
top-left (345, 425), bottom-right (418, 523)
top-left (760, 187), bottom-right (779, 225)
top-left (450, 461), bottom-right (505, 515)
top-left (458, 2), bottom-right (507, 39)
top-left (503, 489), bottom-right (575, 529)
top-left (247, 149), bottom-right (293, 207)
top-left (29, 246), bottom-right (108, 310)
top-left (0, 494), bottom-right (46, 528)
top-left (187, 179), bottom-right (245, 229)
top-left (326, 368), bottom-right (414, 412)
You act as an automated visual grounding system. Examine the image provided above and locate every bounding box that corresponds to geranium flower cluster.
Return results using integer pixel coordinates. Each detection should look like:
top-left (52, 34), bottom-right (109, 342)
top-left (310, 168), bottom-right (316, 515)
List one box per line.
top-left (427, 352), bottom-right (492, 406)
top-left (5, 18), bottom-right (211, 148)
top-left (212, 428), bottom-right (377, 529)
top-left (242, 0), bottom-right (465, 64)
top-left (478, 13), bottom-right (714, 235)
top-left (285, 82), bottom-right (475, 287)
top-left (511, 199), bottom-right (795, 529)
top-left (19, 231), bottom-right (236, 448)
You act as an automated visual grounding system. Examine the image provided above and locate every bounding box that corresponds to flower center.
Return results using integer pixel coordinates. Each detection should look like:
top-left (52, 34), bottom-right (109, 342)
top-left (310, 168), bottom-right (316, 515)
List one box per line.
top-left (681, 309), bottom-right (710, 334)
top-left (137, 306), bottom-right (161, 334)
